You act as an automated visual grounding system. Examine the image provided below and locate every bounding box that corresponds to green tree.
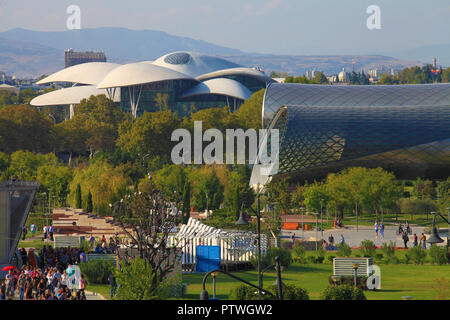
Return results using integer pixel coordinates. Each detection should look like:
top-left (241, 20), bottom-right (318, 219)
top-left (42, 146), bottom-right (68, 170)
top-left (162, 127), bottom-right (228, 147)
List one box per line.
top-left (314, 72), bottom-right (329, 84)
top-left (181, 181), bottom-right (191, 224)
top-left (37, 165), bottom-right (73, 206)
top-left (117, 110), bottom-right (182, 164)
top-left (75, 184), bottom-right (82, 209)
top-left (0, 105), bottom-right (55, 154)
top-left (235, 89), bottom-right (265, 130)
top-left (86, 191), bottom-right (93, 213)
top-left (267, 178), bottom-right (291, 213)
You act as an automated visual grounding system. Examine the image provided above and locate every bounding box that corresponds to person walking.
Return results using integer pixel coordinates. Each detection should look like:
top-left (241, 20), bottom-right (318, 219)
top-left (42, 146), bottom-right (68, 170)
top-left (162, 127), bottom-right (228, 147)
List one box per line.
top-left (402, 231), bottom-right (409, 249)
top-left (49, 225), bottom-right (54, 241)
top-left (79, 274), bottom-right (86, 299)
top-left (340, 234), bottom-right (345, 245)
top-left (43, 225), bottom-right (48, 241)
top-left (420, 233), bottom-right (427, 249)
top-left (22, 225), bottom-right (28, 241)
top-left (374, 220), bottom-right (379, 239)
top-left (30, 223), bottom-right (36, 236)
top-left (5, 270), bottom-right (15, 297)
top-left (89, 235), bottom-right (95, 248)
top-left (413, 233), bottom-right (418, 247)
top-left (328, 234), bottom-right (335, 248)
top-left (18, 272), bottom-right (26, 300)
top-left (379, 222), bottom-right (385, 239)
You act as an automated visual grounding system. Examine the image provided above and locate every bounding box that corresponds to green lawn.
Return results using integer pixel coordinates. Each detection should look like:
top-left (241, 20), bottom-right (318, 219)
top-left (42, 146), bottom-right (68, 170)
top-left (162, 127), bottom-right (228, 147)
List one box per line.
top-left (180, 262), bottom-right (450, 300)
top-left (87, 261), bottom-right (450, 300)
top-left (18, 239), bottom-right (54, 250)
top-left (86, 283), bottom-right (111, 300)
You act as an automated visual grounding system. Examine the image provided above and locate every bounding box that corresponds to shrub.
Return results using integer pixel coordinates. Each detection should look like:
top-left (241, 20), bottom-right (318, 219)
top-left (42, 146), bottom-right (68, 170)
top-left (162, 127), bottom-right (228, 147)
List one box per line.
top-left (337, 243), bottom-right (352, 257)
top-left (321, 285), bottom-right (366, 300)
top-left (328, 276), bottom-right (368, 290)
top-left (292, 243), bottom-right (306, 263)
top-left (429, 246), bottom-right (448, 265)
top-left (406, 246), bottom-right (426, 264)
top-left (374, 253), bottom-right (384, 263)
top-left (230, 284), bottom-right (309, 300)
top-left (229, 284), bottom-right (271, 300)
top-left (306, 256), bottom-right (317, 264)
top-left (327, 255), bottom-right (335, 264)
top-left (79, 259), bottom-right (115, 285)
top-left (268, 284), bottom-right (309, 300)
top-left (251, 247), bottom-right (292, 270)
top-left (381, 241), bottom-right (396, 261)
top-left (360, 240), bottom-right (377, 257)
top-left (115, 258), bottom-right (172, 300)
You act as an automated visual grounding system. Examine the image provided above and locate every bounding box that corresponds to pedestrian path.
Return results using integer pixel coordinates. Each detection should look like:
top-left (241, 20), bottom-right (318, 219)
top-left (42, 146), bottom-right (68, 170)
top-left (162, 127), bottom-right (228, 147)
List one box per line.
top-left (282, 225), bottom-right (425, 247)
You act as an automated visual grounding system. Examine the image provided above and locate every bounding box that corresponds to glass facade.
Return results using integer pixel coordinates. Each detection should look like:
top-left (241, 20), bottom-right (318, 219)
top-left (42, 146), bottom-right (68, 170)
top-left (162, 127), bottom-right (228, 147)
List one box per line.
top-left (120, 79), bottom-right (199, 117)
top-left (261, 83), bottom-right (450, 182)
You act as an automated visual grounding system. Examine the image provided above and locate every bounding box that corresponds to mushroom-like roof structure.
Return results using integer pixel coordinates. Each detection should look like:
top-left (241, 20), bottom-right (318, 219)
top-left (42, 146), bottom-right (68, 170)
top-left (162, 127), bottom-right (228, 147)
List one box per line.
top-left (30, 85), bottom-right (120, 106)
top-left (97, 62), bottom-right (197, 89)
top-left (36, 62), bottom-right (120, 86)
top-left (196, 67), bottom-right (273, 84)
top-left (179, 78), bottom-right (252, 101)
top-left (152, 52), bottom-right (241, 77)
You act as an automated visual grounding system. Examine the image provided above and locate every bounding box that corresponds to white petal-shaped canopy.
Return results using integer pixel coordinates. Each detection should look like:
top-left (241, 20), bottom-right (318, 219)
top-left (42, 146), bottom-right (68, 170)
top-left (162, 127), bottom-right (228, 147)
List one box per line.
top-left (152, 52), bottom-right (241, 77)
top-left (30, 85), bottom-right (120, 106)
top-left (36, 62), bottom-right (120, 86)
top-left (179, 78), bottom-right (252, 101)
top-left (97, 62), bottom-right (197, 89)
top-left (196, 67), bottom-right (273, 84)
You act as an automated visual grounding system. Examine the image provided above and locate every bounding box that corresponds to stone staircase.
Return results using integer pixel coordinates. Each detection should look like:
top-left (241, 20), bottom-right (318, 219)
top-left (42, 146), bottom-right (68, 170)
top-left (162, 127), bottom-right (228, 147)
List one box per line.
top-left (52, 208), bottom-right (133, 239)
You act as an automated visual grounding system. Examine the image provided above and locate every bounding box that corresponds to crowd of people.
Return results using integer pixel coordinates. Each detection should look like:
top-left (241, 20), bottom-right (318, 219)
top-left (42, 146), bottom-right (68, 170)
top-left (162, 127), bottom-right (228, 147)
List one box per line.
top-left (0, 246), bottom-right (87, 300)
top-left (90, 233), bottom-right (121, 254)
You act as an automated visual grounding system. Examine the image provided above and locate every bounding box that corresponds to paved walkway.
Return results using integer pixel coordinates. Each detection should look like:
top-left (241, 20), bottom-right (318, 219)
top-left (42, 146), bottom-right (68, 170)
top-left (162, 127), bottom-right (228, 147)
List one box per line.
top-left (281, 224), bottom-right (425, 247)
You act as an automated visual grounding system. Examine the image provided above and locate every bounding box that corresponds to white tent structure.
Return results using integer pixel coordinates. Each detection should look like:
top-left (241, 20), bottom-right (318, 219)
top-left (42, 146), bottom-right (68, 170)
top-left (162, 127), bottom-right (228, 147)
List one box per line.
top-left (169, 218), bottom-right (267, 271)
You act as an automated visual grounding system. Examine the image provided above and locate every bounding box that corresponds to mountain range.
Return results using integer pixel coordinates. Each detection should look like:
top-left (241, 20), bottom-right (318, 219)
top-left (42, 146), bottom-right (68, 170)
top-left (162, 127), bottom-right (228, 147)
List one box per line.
top-left (0, 27), bottom-right (433, 78)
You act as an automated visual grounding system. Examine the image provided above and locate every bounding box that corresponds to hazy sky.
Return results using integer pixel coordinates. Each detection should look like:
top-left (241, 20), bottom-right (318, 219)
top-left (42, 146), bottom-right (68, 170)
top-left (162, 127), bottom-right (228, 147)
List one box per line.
top-left (0, 0), bottom-right (449, 55)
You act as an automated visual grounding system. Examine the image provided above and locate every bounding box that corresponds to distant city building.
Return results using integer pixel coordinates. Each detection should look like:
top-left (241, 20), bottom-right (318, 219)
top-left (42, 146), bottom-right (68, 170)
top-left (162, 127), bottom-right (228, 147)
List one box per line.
top-left (64, 49), bottom-right (107, 68)
top-left (338, 68), bottom-right (348, 82)
top-left (327, 75), bottom-right (338, 83)
top-left (305, 70), bottom-right (321, 80)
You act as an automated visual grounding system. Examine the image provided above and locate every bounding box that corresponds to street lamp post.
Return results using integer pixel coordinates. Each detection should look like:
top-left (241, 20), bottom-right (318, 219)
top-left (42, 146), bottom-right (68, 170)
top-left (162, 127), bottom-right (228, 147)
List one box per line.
top-left (300, 207), bottom-right (305, 239)
top-left (320, 199), bottom-right (324, 238)
top-left (352, 264), bottom-right (360, 287)
top-left (205, 193), bottom-right (209, 220)
top-left (313, 212), bottom-right (319, 251)
top-left (236, 184), bottom-right (262, 300)
top-left (447, 207), bottom-right (450, 253)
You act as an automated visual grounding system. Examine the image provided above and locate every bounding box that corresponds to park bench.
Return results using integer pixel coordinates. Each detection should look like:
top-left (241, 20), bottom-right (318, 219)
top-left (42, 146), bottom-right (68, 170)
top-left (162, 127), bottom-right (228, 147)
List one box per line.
top-left (54, 235), bottom-right (85, 248)
top-left (333, 257), bottom-right (373, 277)
top-left (282, 222), bottom-right (299, 230)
